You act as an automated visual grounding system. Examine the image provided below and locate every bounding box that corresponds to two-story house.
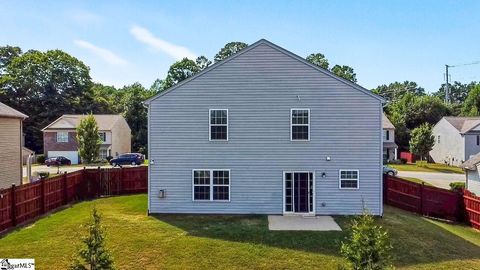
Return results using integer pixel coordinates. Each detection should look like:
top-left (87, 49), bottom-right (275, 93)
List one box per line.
top-left (430, 117), bottom-right (480, 166)
top-left (145, 39), bottom-right (385, 216)
top-left (383, 112), bottom-right (397, 162)
top-left (0, 102), bottom-right (28, 189)
top-left (42, 114), bottom-right (131, 164)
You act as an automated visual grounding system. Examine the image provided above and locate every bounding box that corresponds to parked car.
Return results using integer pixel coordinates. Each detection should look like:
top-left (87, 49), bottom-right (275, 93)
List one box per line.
top-left (109, 153), bottom-right (144, 167)
top-left (383, 165), bottom-right (398, 176)
top-left (45, 156), bottom-right (71, 167)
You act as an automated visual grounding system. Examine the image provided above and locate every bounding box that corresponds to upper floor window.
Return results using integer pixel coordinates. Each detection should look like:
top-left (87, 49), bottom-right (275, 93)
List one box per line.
top-left (477, 135), bottom-right (479, 146)
top-left (438, 135), bottom-right (441, 144)
top-left (386, 130), bottom-right (390, 141)
top-left (339, 170), bottom-right (359, 189)
top-left (291, 109), bottom-right (310, 141)
top-left (99, 132), bottom-right (106, 142)
top-left (209, 109), bottom-right (228, 141)
top-left (56, 132), bottom-right (69, 143)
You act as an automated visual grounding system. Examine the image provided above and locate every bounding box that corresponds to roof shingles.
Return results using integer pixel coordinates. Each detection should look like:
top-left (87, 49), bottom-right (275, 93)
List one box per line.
top-left (42, 114), bottom-right (124, 131)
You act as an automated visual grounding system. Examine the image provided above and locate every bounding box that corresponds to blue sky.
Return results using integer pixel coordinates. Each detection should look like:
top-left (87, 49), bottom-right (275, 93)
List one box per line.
top-left (1, 0), bottom-right (480, 92)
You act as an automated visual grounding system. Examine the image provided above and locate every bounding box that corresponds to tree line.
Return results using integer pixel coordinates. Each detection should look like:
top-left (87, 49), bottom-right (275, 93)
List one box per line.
top-left (1, 42), bottom-right (480, 156)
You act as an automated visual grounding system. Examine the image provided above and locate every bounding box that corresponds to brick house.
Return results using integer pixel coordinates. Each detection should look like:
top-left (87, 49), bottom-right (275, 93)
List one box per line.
top-left (42, 115), bottom-right (131, 164)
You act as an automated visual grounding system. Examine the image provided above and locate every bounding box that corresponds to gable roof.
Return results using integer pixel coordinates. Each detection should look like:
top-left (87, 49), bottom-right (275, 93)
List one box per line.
top-left (144, 39), bottom-right (385, 104)
top-left (443, 117), bottom-right (480, 134)
top-left (460, 152), bottom-right (480, 170)
top-left (0, 102), bottom-right (28, 119)
top-left (42, 114), bottom-right (126, 131)
top-left (382, 112), bottom-right (395, 129)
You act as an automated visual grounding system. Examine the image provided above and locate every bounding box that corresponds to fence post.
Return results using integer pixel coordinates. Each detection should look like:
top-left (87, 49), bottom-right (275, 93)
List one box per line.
top-left (383, 175), bottom-right (388, 203)
top-left (419, 182), bottom-right (424, 215)
top-left (40, 178), bottom-right (46, 214)
top-left (119, 167), bottom-right (123, 195)
top-left (11, 184), bottom-right (16, 226)
top-left (63, 171), bottom-right (68, 205)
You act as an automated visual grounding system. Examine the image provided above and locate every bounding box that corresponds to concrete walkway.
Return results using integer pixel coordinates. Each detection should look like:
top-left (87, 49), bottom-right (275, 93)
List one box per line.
top-left (268, 215), bottom-right (342, 231)
top-left (397, 171), bottom-right (465, 189)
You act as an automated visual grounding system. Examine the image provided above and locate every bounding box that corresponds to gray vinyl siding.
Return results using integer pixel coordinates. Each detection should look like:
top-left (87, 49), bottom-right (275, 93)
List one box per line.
top-left (148, 42), bottom-right (382, 215)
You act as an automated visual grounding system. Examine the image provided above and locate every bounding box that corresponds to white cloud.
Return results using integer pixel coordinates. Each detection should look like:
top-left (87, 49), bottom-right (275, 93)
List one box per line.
top-left (74, 40), bottom-right (128, 66)
top-left (130, 25), bottom-right (197, 60)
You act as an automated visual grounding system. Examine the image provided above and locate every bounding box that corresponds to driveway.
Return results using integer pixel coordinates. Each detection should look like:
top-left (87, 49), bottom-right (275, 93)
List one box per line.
top-left (397, 171), bottom-right (465, 189)
top-left (23, 164), bottom-right (112, 178)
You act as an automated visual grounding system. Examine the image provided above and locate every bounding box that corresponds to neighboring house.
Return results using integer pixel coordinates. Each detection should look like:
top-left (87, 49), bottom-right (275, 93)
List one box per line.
top-left (383, 112), bottom-right (397, 162)
top-left (42, 114), bottom-right (131, 164)
top-left (430, 117), bottom-right (480, 166)
top-left (0, 102), bottom-right (28, 189)
top-left (145, 39), bottom-right (385, 216)
top-left (460, 154), bottom-right (480, 194)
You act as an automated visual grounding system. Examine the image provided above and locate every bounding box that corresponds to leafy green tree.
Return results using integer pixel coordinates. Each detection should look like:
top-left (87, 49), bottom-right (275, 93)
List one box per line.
top-left (306, 53), bottom-right (329, 69)
top-left (117, 83), bottom-right (155, 154)
top-left (161, 58), bottom-right (200, 90)
top-left (76, 114), bottom-right (101, 164)
top-left (0, 45), bottom-right (22, 74)
top-left (195, 56), bottom-right (212, 71)
top-left (409, 123), bottom-right (435, 161)
top-left (340, 209), bottom-right (393, 270)
top-left (372, 81), bottom-right (425, 102)
top-left (214, 42), bottom-right (248, 62)
top-left (461, 84), bottom-right (480, 116)
top-left (0, 48), bottom-right (94, 152)
top-left (70, 207), bottom-right (115, 270)
top-left (90, 83), bottom-right (118, 114)
top-left (331, 65), bottom-right (357, 83)
top-left (433, 81), bottom-right (477, 105)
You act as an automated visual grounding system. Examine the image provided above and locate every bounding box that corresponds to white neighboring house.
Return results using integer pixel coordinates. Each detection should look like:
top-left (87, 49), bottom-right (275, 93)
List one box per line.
top-left (42, 114), bottom-right (131, 164)
top-left (383, 112), bottom-right (397, 162)
top-left (430, 117), bottom-right (480, 166)
top-left (460, 154), bottom-right (480, 194)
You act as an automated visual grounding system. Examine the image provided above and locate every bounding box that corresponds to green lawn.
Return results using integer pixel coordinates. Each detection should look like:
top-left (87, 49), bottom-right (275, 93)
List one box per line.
top-left (390, 163), bottom-right (464, 174)
top-left (0, 195), bottom-right (479, 269)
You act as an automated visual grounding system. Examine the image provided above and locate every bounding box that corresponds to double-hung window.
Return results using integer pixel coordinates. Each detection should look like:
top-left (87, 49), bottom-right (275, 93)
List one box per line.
top-left (291, 109), bottom-right (310, 141)
top-left (193, 169), bottom-right (230, 201)
top-left (99, 132), bottom-right (106, 143)
top-left (339, 170), bottom-right (359, 189)
top-left (56, 131), bottom-right (69, 143)
top-left (209, 109), bottom-right (228, 141)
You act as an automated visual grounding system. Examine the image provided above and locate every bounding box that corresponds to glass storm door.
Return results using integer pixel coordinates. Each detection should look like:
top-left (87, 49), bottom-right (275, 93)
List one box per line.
top-left (284, 172), bottom-right (314, 214)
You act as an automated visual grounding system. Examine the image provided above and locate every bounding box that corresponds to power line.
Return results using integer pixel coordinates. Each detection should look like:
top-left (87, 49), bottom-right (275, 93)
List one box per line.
top-left (444, 60), bottom-right (480, 103)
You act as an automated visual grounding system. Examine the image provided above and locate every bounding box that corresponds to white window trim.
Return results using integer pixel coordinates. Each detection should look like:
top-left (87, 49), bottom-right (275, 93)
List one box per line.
top-left (282, 171), bottom-right (315, 215)
top-left (209, 109), bottom-right (229, 141)
top-left (290, 108), bottom-right (310, 141)
top-left (56, 131), bottom-right (69, 143)
top-left (99, 132), bottom-right (106, 143)
top-left (192, 169), bottom-right (231, 202)
top-left (338, 169), bottom-right (360, 190)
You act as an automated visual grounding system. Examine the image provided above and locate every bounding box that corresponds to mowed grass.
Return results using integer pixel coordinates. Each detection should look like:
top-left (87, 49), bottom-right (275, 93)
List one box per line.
top-left (390, 163), bottom-right (464, 174)
top-left (0, 195), bottom-right (479, 269)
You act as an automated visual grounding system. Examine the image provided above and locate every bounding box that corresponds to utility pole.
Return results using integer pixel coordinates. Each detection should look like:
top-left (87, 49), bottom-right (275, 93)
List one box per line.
top-left (445, 64), bottom-right (450, 104)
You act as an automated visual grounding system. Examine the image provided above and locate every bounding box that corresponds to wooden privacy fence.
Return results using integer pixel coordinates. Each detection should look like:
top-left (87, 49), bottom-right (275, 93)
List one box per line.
top-left (383, 175), bottom-right (465, 222)
top-left (464, 190), bottom-right (480, 230)
top-left (0, 166), bottom-right (147, 233)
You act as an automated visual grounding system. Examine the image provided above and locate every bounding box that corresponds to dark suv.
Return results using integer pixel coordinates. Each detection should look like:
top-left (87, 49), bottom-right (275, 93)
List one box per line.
top-left (109, 153), bottom-right (144, 167)
top-left (45, 156), bottom-right (71, 167)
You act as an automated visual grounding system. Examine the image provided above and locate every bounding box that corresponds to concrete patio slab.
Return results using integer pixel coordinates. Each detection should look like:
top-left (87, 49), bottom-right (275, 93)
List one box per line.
top-left (268, 215), bottom-right (342, 231)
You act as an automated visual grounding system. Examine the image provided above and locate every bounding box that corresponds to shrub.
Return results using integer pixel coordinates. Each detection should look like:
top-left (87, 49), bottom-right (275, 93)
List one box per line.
top-left (340, 210), bottom-right (393, 270)
top-left (70, 207), bottom-right (115, 270)
top-left (415, 160), bottom-right (428, 168)
top-left (387, 159), bottom-right (403, 165)
top-left (400, 158), bottom-right (407, 164)
top-left (449, 182), bottom-right (465, 192)
top-left (37, 171), bottom-right (50, 179)
top-left (36, 154), bottom-right (45, 164)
